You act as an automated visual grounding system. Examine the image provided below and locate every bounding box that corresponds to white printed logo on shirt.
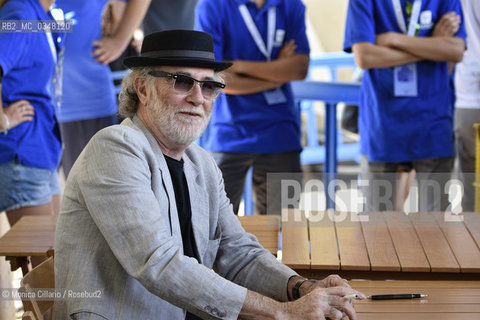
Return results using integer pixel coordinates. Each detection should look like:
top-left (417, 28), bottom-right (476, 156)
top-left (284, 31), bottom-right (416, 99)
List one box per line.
top-left (419, 10), bottom-right (433, 29)
top-left (274, 29), bottom-right (285, 46)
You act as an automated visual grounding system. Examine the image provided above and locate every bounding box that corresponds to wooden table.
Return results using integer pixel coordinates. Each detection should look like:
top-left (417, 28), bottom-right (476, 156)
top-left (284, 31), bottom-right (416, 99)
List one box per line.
top-left (350, 280), bottom-right (480, 319)
top-left (282, 210), bottom-right (480, 280)
top-left (0, 215), bottom-right (56, 275)
top-left (238, 215), bottom-right (280, 256)
top-left (0, 214), bottom-right (280, 275)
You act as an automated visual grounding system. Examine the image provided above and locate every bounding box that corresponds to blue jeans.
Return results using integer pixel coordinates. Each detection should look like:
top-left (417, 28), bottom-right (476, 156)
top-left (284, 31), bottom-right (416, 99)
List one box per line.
top-left (0, 160), bottom-right (60, 212)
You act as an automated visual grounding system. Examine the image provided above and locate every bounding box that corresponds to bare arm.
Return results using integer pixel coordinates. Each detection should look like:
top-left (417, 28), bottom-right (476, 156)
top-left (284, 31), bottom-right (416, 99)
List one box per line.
top-left (352, 42), bottom-right (422, 69)
top-left (353, 11), bottom-right (465, 70)
top-left (222, 40), bottom-right (309, 95)
top-left (222, 72), bottom-right (282, 95)
top-left (376, 32), bottom-right (465, 63)
top-left (231, 54), bottom-right (309, 83)
top-left (374, 11), bottom-right (464, 64)
top-left (0, 68), bottom-right (35, 133)
top-left (92, 0), bottom-right (151, 64)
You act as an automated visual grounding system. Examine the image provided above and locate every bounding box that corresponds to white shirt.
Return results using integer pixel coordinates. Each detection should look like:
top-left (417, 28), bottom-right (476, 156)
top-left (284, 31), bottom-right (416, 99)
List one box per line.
top-left (455, 0), bottom-right (480, 109)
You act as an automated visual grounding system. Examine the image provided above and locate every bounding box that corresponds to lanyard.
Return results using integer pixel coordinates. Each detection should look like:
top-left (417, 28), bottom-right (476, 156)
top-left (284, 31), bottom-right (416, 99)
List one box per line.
top-left (238, 4), bottom-right (276, 61)
top-left (392, 0), bottom-right (422, 36)
top-left (45, 7), bottom-right (63, 63)
top-left (46, 32), bottom-right (57, 63)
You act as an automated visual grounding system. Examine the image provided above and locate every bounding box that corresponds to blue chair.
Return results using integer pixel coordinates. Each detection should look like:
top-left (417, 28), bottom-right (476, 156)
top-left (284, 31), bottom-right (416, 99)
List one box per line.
top-left (292, 80), bottom-right (361, 209)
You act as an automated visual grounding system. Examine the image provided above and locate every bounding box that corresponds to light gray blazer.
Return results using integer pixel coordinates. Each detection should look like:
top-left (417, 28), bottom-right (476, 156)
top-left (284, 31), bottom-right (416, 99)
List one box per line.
top-left (53, 116), bottom-right (296, 320)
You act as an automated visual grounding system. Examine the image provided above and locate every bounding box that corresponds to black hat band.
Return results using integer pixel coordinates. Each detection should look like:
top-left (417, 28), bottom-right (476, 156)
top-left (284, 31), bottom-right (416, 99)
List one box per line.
top-left (141, 50), bottom-right (215, 60)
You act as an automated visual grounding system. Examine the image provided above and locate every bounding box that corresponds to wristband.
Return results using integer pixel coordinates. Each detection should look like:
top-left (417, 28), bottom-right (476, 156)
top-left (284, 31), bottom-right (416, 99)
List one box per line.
top-left (0, 114), bottom-right (9, 135)
top-left (292, 278), bottom-right (317, 300)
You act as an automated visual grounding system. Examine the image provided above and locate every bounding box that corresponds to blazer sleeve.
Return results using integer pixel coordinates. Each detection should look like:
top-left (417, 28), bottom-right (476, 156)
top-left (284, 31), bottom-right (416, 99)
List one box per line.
top-left (204, 155), bottom-right (298, 302)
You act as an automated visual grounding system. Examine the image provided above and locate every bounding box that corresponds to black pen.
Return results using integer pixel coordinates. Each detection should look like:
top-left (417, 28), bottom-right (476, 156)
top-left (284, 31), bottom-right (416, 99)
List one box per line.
top-left (344, 293), bottom-right (428, 300)
top-left (369, 294), bottom-right (428, 300)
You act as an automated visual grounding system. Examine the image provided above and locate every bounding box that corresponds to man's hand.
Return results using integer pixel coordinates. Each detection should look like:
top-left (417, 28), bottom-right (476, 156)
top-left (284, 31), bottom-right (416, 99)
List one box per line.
top-left (278, 40), bottom-right (297, 59)
top-left (1, 100), bottom-right (34, 132)
top-left (282, 286), bottom-right (366, 320)
top-left (240, 277), bottom-right (365, 320)
top-left (291, 275), bottom-right (352, 298)
top-left (433, 11), bottom-right (461, 37)
top-left (92, 36), bottom-right (129, 65)
top-left (318, 274), bottom-right (351, 289)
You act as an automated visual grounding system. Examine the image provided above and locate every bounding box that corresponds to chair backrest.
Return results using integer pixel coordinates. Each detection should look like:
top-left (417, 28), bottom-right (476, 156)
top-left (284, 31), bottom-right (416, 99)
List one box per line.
top-left (19, 257), bottom-right (54, 320)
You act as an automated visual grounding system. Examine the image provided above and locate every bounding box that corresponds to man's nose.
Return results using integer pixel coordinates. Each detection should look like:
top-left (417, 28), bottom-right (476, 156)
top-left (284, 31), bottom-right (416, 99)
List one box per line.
top-left (186, 83), bottom-right (205, 105)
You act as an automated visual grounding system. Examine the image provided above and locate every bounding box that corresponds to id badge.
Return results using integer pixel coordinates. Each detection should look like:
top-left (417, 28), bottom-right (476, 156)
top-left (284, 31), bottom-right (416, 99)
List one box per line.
top-left (264, 88), bottom-right (287, 105)
top-left (394, 63), bottom-right (418, 97)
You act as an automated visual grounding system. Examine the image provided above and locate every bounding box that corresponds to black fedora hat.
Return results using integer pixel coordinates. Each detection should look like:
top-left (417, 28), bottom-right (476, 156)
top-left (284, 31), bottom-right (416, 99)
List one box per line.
top-left (123, 30), bottom-right (231, 71)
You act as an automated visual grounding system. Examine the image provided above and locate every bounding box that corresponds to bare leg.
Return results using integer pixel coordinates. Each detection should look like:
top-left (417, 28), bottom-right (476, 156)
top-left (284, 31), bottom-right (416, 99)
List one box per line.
top-left (52, 194), bottom-right (61, 219)
top-left (394, 170), bottom-right (416, 211)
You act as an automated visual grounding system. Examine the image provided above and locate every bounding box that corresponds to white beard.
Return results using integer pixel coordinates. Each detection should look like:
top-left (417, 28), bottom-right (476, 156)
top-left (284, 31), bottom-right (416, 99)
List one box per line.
top-left (147, 86), bottom-right (211, 146)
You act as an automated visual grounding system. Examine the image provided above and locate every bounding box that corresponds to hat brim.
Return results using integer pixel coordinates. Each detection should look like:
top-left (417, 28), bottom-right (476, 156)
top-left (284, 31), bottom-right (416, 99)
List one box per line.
top-left (123, 57), bottom-right (232, 72)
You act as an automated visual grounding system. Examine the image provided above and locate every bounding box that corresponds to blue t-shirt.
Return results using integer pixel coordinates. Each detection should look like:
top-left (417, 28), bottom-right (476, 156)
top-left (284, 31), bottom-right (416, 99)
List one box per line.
top-left (195, 0), bottom-right (310, 154)
top-left (0, 0), bottom-right (62, 170)
top-left (54, 0), bottom-right (117, 123)
top-left (343, 0), bottom-right (466, 162)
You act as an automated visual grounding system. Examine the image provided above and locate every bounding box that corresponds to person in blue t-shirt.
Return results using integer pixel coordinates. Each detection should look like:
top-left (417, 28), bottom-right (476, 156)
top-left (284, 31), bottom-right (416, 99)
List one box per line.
top-left (344, 0), bottom-right (466, 212)
top-left (0, 0), bottom-right (63, 229)
top-left (54, 0), bottom-right (150, 178)
top-left (195, 0), bottom-right (310, 215)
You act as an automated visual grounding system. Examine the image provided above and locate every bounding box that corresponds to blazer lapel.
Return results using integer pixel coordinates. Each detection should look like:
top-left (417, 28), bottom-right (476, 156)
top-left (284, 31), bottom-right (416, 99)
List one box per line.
top-left (128, 116), bottom-right (183, 248)
top-left (183, 154), bottom-right (210, 263)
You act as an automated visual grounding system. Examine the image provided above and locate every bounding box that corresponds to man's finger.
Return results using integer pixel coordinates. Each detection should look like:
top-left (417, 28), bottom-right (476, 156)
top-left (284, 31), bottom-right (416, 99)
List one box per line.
top-left (325, 306), bottom-right (344, 320)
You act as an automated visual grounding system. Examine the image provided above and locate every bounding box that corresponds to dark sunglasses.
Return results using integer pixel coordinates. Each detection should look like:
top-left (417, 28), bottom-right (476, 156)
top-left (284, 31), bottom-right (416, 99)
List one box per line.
top-left (148, 71), bottom-right (225, 100)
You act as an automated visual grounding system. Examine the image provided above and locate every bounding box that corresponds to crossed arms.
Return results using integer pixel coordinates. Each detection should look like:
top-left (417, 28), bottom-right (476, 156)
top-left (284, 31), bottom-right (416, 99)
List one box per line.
top-left (222, 40), bottom-right (310, 95)
top-left (353, 12), bottom-right (465, 70)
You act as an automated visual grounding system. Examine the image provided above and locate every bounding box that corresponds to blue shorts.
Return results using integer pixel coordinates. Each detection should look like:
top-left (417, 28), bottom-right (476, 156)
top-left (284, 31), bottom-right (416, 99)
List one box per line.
top-left (0, 160), bottom-right (61, 212)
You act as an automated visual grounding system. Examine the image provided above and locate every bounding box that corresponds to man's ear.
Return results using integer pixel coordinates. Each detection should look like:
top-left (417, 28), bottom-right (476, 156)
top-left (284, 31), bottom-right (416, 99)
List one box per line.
top-left (134, 76), bottom-right (149, 105)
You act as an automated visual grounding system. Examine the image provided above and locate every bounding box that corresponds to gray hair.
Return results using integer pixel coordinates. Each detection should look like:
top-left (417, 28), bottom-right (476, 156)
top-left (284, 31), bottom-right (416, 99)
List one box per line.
top-left (117, 67), bottom-right (225, 117)
top-left (117, 67), bottom-right (156, 118)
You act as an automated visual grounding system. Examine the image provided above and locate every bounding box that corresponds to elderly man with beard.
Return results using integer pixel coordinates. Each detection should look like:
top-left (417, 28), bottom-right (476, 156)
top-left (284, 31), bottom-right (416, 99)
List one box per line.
top-left (53, 30), bottom-right (364, 320)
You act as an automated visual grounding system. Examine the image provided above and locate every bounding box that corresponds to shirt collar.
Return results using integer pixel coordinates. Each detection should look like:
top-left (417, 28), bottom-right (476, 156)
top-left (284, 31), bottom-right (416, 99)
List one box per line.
top-left (28, 0), bottom-right (51, 20)
top-left (233, 0), bottom-right (282, 7)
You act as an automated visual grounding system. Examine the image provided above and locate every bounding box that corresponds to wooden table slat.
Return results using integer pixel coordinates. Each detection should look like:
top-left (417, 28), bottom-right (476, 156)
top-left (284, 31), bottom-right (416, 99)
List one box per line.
top-left (238, 215), bottom-right (280, 255)
top-left (432, 212), bottom-right (480, 272)
top-left (361, 213), bottom-right (401, 271)
top-left (308, 211), bottom-right (340, 270)
top-left (382, 211), bottom-right (431, 272)
top-left (357, 313), bottom-right (480, 320)
top-left (352, 280), bottom-right (480, 288)
top-left (281, 209), bottom-right (310, 269)
top-left (334, 212), bottom-right (370, 271)
top-left (463, 212), bottom-right (480, 250)
top-left (355, 305), bottom-right (480, 313)
top-left (409, 213), bottom-right (460, 272)
top-left (0, 248), bottom-right (54, 256)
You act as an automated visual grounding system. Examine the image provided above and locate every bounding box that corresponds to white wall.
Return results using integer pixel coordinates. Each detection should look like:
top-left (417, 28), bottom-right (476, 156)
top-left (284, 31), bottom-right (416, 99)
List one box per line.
top-left (303, 0), bottom-right (349, 53)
